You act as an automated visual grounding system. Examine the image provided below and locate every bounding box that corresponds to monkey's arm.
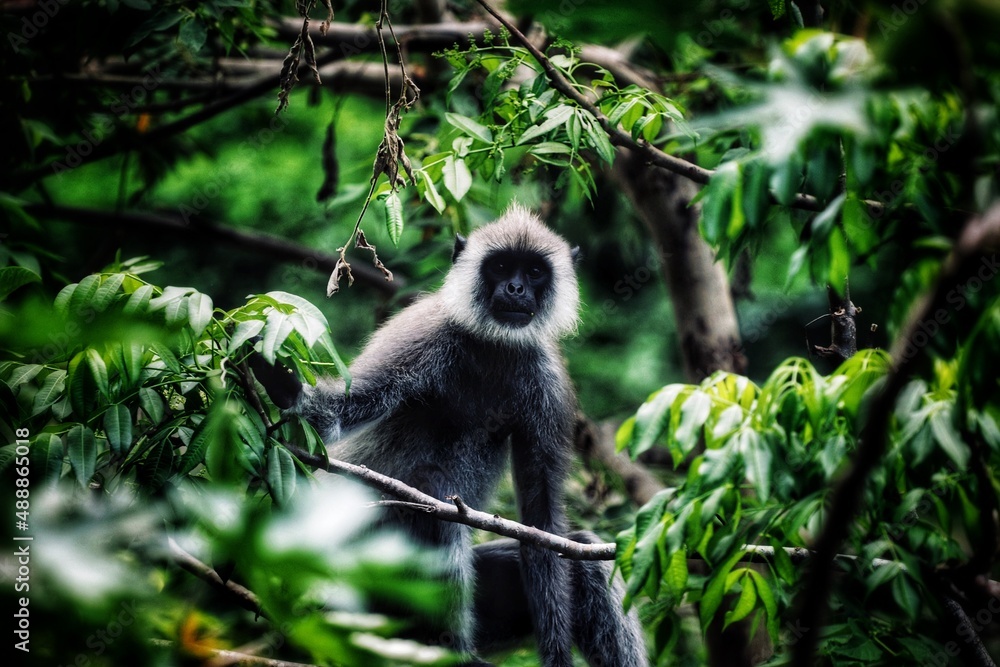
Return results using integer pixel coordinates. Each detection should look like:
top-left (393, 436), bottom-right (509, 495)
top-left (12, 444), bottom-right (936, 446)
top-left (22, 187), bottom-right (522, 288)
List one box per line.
top-left (511, 409), bottom-right (575, 667)
top-left (249, 353), bottom-right (413, 443)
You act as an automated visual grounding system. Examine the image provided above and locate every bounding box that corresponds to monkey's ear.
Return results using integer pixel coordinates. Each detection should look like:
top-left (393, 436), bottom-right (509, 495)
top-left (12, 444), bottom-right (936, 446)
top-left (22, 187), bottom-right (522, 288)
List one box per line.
top-left (452, 234), bottom-right (467, 263)
top-left (571, 246), bottom-right (582, 264)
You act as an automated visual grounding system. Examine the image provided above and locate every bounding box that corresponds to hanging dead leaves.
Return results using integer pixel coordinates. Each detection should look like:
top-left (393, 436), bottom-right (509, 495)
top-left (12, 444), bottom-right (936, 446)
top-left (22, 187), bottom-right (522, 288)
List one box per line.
top-left (276, 0), bottom-right (334, 114)
top-left (275, 0), bottom-right (421, 297)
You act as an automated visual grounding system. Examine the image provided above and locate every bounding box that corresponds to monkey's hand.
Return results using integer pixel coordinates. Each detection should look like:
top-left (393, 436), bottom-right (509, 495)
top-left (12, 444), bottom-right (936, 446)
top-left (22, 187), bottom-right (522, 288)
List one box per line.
top-left (247, 352), bottom-right (303, 410)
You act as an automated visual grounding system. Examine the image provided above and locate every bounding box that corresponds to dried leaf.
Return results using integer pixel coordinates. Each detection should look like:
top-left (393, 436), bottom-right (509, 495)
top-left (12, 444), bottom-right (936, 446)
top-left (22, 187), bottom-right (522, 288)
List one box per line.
top-left (356, 230), bottom-right (394, 282)
top-left (326, 255), bottom-right (354, 297)
top-left (277, 2), bottom-right (328, 113)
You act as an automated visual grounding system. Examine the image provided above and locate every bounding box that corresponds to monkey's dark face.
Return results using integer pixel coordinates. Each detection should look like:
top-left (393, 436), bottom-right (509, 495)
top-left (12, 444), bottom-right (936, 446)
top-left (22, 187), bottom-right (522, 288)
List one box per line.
top-left (481, 250), bottom-right (551, 328)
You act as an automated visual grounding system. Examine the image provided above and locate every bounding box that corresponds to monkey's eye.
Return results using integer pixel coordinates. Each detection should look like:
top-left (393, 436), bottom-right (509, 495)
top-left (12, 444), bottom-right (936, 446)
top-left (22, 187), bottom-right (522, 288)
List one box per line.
top-left (527, 265), bottom-right (544, 279)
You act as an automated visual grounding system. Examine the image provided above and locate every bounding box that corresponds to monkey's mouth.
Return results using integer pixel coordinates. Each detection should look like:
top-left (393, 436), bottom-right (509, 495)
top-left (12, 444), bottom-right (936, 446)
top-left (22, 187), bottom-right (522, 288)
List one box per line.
top-left (492, 309), bottom-right (534, 327)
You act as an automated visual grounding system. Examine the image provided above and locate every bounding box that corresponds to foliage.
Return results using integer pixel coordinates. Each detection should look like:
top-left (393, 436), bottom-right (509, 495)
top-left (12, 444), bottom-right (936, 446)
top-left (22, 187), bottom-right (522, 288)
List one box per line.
top-left (615, 320), bottom-right (1000, 663)
top-left (0, 264), bottom-right (460, 666)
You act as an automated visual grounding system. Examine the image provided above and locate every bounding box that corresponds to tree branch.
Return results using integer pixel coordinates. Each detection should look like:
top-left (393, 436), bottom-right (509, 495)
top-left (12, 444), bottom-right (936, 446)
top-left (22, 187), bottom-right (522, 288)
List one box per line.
top-left (167, 537), bottom-right (269, 620)
top-left (282, 442), bottom-right (615, 560)
top-left (24, 204), bottom-right (403, 297)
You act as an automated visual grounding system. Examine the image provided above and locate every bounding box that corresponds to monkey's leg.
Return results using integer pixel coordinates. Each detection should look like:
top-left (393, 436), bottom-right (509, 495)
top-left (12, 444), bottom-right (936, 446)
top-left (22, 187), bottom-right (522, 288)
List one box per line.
top-left (472, 534), bottom-right (649, 667)
top-left (565, 531), bottom-right (648, 667)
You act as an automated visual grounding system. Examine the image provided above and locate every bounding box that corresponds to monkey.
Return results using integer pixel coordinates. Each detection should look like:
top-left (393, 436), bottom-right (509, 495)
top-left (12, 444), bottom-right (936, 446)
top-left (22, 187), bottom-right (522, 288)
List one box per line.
top-left (254, 206), bottom-right (648, 667)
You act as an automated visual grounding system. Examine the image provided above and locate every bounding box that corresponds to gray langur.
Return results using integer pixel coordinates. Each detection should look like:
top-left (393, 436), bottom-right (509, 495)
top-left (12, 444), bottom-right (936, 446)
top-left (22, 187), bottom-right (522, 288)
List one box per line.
top-left (255, 206), bottom-right (648, 667)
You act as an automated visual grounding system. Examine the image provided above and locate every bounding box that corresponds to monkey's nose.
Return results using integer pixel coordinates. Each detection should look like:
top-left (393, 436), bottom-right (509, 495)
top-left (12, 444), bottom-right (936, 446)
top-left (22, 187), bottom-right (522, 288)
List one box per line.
top-left (506, 282), bottom-right (525, 295)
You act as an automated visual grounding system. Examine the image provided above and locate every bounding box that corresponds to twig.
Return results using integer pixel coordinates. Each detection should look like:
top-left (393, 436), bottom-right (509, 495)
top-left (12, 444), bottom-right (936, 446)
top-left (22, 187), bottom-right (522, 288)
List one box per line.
top-left (279, 441), bottom-right (964, 575)
top-left (150, 639), bottom-right (318, 667)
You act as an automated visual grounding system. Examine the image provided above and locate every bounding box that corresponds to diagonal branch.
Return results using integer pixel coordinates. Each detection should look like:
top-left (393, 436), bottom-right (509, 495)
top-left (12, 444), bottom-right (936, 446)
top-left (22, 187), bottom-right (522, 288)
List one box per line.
top-left (790, 202), bottom-right (1000, 667)
top-left (282, 442), bottom-right (615, 560)
top-left (472, 0), bottom-right (885, 218)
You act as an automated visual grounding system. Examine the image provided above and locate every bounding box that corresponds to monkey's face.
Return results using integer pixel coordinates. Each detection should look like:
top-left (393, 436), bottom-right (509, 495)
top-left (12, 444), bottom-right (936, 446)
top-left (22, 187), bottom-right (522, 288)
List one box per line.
top-left (481, 250), bottom-right (551, 328)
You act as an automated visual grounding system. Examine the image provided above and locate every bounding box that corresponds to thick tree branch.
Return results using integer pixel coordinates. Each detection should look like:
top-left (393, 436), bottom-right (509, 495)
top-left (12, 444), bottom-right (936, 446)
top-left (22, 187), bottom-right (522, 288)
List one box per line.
top-left (790, 202), bottom-right (1000, 667)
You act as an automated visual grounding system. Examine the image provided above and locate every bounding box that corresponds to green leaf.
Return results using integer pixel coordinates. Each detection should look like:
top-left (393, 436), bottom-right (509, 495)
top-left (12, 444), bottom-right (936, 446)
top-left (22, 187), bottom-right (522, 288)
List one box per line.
top-left (891, 573), bottom-right (921, 622)
top-left (418, 171), bottom-right (446, 214)
top-left (442, 155), bottom-right (472, 202)
top-left (747, 570), bottom-right (779, 640)
top-left (700, 162), bottom-right (740, 244)
top-left (68, 351), bottom-right (94, 416)
top-left (7, 363), bottom-right (43, 388)
top-left (826, 228), bottom-right (851, 285)
top-left (123, 284), bottom-right (154, 315)
top-left (0, 266), bottom-right (41, 300)
top-left (584, 117), bottom-right (615, 165)
top-left (93, 273), bottom-right (126, 311)
top-left (139, 439), bottom-right (174, 490)
top-left (85, 348), bottom-right (109, 397)
top-left (738, 430), bottom-right (773, 500)
top-left (811, 192), bottom-right (845, 241)
top-left (722, 572), bottom-right (757, 630)
top-left (187, 292), bottom-right (214, 336)
top-left (31, 433), bottom-right (64, 484)
top-left (700, 549), bottom-right (745, 630)
top-left (930, 408), bottom-right (969, 468)
top-left (630, 385), bottom-right (685, 457)
top-left (32, 370), bottom-right (66, 416)
top-left (261, 309), bottom-right (294, 364)
top-left (138, 387), bottom-right (165, 425)
top-left (267, 445), bottom-right (298, 507)
top-left (663, 548), bottom-right (688, 599)
top-left (267, 291), bottom-right (330, 330)
top-left (178, 17), bottom-right (208, 53)
top-left (177, 414), bottom-right (214, 475)
top-left (518, 105), bottom-right (575, 145)
top-left (69, 274), bottom-right (101, 315)
top-left (444, 113), bottom-right (493, 144)
top-left (66, 424), bottom-right (97, 487)
top-left (675, 391), bottom-right (712, 455)
top-left (384, 191), bottom-right (404, 245)
top-left (229, 319), bottom-right (265, 354)
top-left (104, 404), bottom-right (133, 457)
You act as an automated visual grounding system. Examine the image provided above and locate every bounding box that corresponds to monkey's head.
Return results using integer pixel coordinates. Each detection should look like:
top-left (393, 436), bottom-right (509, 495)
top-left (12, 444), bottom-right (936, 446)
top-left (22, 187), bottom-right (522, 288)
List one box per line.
top-left (440, 205), bottom-right (580, 345)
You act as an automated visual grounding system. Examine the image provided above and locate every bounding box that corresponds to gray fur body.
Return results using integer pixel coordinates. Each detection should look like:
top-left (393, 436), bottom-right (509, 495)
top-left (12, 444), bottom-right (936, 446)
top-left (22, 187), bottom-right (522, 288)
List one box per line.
top-left (292, 209), bottom-right (647, 666)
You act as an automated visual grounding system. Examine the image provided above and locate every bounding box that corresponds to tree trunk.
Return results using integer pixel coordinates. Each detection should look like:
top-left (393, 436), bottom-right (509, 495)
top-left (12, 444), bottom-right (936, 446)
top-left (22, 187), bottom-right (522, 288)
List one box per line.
top-left (611, 149), bottom-right (746, 381)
